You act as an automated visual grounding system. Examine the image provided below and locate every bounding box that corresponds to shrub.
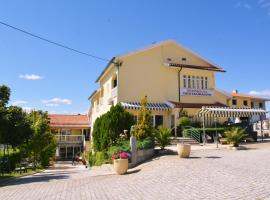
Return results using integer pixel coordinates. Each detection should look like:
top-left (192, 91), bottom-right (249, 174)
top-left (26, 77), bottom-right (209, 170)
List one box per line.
top-left (154, 127), bottom-right (171, 150)
top-left (225, 127), bottom-right (247, 147)
top-left (137, 137), bottom-right (155, 150)
top-left (176, 116), bottom-right (191, 137)
top-left (92, 104), bottom-right (134, 151)
top-left (134, 96), bottom-right (153, 140)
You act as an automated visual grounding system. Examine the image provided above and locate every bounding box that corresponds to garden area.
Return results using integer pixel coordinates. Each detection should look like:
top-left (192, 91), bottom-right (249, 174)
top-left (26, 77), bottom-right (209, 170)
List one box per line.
top-left (0, 85), bottom-right (56, 180)
top-left (89, 96), bottom-right (172, 169)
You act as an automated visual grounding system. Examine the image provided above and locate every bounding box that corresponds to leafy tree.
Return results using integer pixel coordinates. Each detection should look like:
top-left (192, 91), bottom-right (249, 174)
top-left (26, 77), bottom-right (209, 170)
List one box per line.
top-left (134, 96), bottom-right (153, 140)
top-left (0, 85), bottom-right (10, 145)
top-left (28, 110), bottom-right (56, 167)
top-left (0, 85), bottom-right (10, 107)
top-left (225, 127), bottom-right (247, 147)
top-left (5, 106), bottom-right (32, 148)
top-left (154, 126), bottom-right (171, 150)
top-left (92, 104), bottom-right (134, 151)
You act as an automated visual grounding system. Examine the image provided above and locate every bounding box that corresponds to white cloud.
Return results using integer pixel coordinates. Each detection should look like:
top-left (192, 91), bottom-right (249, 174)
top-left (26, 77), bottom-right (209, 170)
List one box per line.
top-left (19, 74), bottom-right (43, 80)
top-left (235, 2), bottom-right (252, 9)
top-left (12, 100), bottom-right (27, 106)
top-left (249, 89), bottom-right (270, 96)
top-left (41, 98), bottom-right (72, 107)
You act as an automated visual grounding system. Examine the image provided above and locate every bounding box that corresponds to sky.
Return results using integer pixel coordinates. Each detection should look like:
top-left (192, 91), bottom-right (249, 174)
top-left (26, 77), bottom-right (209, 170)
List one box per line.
top-left (0, 0), bottom-right (270, 114)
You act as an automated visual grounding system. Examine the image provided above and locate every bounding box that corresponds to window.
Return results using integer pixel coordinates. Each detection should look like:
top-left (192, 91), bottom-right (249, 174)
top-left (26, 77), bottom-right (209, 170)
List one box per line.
top-left (243, 100), bottom-right (248, 106)
top-left (112, 76), bottom-right (117, 88)
top-left (192, 76), bottom-right (195, 89)
top-left (259, 102), bottom-right (263, 108)
top-left (188, 75), bottom-right (191, 88)
top-left (201, 76), bottom-right (204, 89)
top-left (232, 99), bottom-right (237, 106)
top-left (205, 77), bottom-right (208, 89)
top-left (251, 102), bottom-right (254, 108)
top-left (155, 115), bottom-right (164, 127)
top-left (196, 76), bottom-right (200, 89)
top-left (183, 75), bottom-right (187, 88)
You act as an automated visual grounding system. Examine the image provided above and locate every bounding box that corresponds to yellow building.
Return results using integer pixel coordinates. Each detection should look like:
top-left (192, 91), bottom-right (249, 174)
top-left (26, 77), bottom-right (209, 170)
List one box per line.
top-left (49, 114), bottom-right (90, 160)
top-left (89, 40), bottom-right (268, 133)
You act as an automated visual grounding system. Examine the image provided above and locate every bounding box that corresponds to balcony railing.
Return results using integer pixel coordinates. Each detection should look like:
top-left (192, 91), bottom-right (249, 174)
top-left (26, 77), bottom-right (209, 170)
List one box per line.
top-left (111, 87), bottom-right (117, 97)
top-left (55, 135), bottom-right (84, 144)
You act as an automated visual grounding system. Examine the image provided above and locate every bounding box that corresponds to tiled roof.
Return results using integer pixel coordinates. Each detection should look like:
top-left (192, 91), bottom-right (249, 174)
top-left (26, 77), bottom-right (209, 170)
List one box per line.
top-left (232, 93), bottom-right (270, 101)
top-left (48, 114), bottom-right (90, 128)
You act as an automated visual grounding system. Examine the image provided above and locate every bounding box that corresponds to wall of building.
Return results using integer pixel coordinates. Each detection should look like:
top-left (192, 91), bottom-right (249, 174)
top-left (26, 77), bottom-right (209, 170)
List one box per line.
top-left (117, 42), bottom-right (227, 105)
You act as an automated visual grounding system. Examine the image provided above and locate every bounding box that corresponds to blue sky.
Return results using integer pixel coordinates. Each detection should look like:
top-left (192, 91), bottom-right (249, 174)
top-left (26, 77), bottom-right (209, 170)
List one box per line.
top-left (0, 0), bottom-right (270, 114)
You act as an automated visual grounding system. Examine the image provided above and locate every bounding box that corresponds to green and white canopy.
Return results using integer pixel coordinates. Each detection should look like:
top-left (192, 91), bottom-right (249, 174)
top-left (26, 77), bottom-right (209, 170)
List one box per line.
top-left (198, 106), bottom-right (267, 118)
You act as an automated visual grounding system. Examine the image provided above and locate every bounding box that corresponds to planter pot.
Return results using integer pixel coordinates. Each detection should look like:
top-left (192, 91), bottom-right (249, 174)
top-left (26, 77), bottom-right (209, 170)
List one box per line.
top-left (113, 159), bottom-right (128, 175)
top-left (177, 143), bottom-right (191, 158)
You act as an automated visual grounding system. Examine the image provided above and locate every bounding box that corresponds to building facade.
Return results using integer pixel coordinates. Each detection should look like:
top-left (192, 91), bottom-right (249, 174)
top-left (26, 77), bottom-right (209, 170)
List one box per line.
top-left (48, 114), bottom-right (90, 160)
top-left (89, 40), bottom-right (269, 133)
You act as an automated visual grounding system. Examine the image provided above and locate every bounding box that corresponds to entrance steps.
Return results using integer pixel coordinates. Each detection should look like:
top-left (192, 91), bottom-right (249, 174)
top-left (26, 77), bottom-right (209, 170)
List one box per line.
top-left (170, 137), bottom-right (200, 145)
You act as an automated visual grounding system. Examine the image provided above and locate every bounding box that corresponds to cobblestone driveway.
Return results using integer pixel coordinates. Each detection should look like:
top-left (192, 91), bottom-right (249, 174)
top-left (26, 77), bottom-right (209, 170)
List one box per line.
top-left (1, 144), bottom-right (270, 200)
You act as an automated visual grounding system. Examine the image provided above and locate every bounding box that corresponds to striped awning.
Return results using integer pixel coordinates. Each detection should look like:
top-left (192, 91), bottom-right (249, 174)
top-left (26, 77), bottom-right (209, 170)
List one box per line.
top-left (120, 102), bottom-right (171, 111)
top-left (198, 106), bottom-right (267, 118)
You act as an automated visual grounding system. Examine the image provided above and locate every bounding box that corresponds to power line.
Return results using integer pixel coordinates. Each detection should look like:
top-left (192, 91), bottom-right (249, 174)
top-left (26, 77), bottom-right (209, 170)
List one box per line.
top-left (0, 20), bottom-right (110, 62)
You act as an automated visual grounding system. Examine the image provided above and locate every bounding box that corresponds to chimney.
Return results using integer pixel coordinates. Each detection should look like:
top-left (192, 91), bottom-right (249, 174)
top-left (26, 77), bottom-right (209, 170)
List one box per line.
top-left (232, 90), bottom-right (238, 94)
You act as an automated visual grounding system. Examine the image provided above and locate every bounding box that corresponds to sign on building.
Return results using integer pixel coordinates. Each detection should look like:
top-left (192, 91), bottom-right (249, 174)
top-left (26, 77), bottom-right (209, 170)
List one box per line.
top-left (180, 89), bottom-right (213, 96)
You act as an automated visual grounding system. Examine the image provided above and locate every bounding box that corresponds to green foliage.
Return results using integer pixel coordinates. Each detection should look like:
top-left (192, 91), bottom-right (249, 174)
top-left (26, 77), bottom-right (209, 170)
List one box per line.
top-left (92, 104), bottom-right (134, 151)
top-left (0, 85), bottom-right (10, 107)
top-left (5, 106), bottom-right (32, 148)
top-left (0, 150), bottom-right (21, 171)
top-left (134, 96), bottom-right (153, 140)
top-left (137, 137), bottom-right (155, 150)
top-left (154, 126), bottom-right (171, 149)
top-left (196, 127), bottom-right (229, 137)
top-left (178, 116), bottom-right (191, 127)
top-left (225, 127), bottom-right (247, 147)
top-left (28, 110), bottom-right (56, 167)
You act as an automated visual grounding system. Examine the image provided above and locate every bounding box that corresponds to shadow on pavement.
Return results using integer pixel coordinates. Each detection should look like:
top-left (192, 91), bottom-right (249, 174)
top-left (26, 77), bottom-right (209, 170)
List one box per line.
top-left (126, 169), bottom-right (141, 175)
top-left (0, 173), bottom-right (69, 187)
top-left (205, 156), bottom-right (221, 159)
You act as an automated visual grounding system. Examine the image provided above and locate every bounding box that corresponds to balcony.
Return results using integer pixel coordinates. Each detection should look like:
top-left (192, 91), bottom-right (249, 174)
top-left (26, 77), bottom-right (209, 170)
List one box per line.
top-left (55, 135), bottom-right (84, 144)
top-left (111, 87), bottom-right (118, 97)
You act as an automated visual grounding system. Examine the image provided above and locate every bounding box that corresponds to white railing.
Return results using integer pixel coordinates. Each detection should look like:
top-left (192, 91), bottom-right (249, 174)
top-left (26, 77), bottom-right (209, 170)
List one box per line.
top-left (55, 135), bottom-right (84, 143)
top-left (111, 87), bottom-right (118, 97)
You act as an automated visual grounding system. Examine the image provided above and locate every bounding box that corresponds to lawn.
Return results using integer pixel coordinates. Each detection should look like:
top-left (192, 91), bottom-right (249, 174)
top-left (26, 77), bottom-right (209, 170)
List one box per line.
top-left (0, 168), bottom-right (43, 181)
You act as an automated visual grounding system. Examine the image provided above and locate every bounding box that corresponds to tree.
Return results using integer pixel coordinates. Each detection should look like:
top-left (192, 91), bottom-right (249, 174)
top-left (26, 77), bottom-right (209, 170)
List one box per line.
top-left (92, 104), bottom-right (134, 151)
top-left (134, 96), bottom-right (153, 140)
top-left (28, 110), bottom-right (56, 167)
top-left (0, 85), bottom-right (10, 145)
top-left (5, 106), bottom-right (32, 148)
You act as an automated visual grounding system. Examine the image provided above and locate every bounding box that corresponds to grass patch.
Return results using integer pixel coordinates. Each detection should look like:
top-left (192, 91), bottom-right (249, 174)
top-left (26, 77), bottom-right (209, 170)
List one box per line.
top-left (0, 168), bottom-right (43, 181)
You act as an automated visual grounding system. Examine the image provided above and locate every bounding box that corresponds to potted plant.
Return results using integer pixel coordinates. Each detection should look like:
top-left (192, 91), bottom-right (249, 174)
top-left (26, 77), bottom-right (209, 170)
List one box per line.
top-left (112, 151), bottom-right (130, 175)
top-left (225, 127), bottom-right (247, 149)
top-left (154, 126), bottom-right (171, 153)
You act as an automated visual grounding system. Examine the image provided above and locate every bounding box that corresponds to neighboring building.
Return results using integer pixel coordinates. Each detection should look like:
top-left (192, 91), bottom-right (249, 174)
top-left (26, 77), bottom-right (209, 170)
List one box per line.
top-left (89, 40), bottom-right (269, 133)
top-left (228, 90), bottom-right (270, 123)
top-left (48, 114), bottom-right (90, 160)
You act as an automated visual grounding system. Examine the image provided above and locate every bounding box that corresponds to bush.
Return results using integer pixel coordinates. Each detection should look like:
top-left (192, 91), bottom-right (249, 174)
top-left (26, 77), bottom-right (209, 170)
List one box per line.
top-left (134, 96), bottom-right (153, 140)
top-left (176, 116), bottom-right (191, 137)
top-left (137, 137), bottom-right (155, 150)
top-left (225, 127), bottom-right (247, 147)
top-left (154, 127), bottom-right (171, 150)
top-left (92, 104), bottom-right (135, 151)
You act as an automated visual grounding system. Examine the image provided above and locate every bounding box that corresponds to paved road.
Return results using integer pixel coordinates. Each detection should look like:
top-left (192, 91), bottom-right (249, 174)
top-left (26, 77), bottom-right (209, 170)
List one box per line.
top-left (1, 143), bottom-right (270, 200)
